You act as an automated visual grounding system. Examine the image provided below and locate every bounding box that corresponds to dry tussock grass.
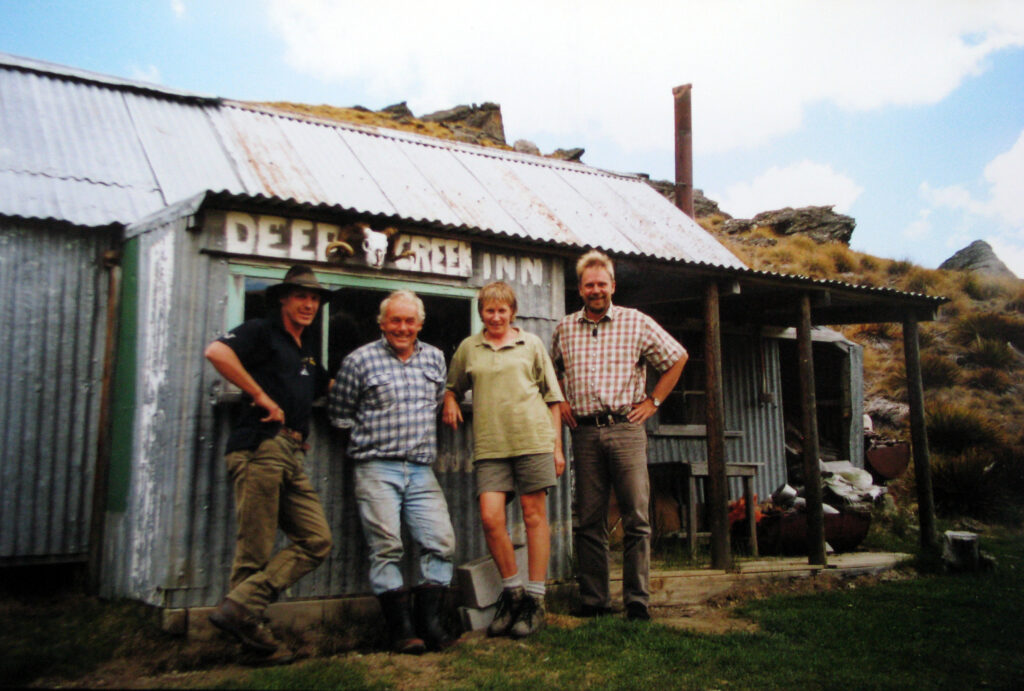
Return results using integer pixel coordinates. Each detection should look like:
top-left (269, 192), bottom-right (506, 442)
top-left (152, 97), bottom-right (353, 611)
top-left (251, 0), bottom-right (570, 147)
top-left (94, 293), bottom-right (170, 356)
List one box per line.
top-left (712, 220), bottom-right (1024, 454)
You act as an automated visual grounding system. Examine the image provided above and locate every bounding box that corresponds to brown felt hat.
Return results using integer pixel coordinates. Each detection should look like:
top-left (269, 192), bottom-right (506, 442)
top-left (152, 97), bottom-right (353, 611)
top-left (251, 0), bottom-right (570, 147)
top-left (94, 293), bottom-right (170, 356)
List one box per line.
top-left (265, 264), bottom-right (332, 304)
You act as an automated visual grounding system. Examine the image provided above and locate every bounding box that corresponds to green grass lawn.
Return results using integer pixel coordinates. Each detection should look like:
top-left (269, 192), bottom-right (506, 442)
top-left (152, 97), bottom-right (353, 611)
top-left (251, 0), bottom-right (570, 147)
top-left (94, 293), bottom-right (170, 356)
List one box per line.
top-left (2, 528), bottom-right (1022, 689)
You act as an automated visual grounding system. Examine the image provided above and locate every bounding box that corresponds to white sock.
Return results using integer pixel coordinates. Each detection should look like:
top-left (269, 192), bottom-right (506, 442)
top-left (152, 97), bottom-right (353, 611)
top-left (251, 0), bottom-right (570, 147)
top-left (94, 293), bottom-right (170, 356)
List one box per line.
top-left (502, 574), bottom-right (523, 590)
top-left (525, 580), bottom-right (545, 599)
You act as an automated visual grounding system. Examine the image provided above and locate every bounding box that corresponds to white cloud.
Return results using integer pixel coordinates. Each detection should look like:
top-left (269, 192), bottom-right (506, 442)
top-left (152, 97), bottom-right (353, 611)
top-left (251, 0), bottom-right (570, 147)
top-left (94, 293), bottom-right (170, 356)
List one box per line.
top-left (982, 130), bottom-right (1024, 226)
top-left (130, 64), bottom-right (162, 84)
top-left (265, 0), bottom-right (1024, 155)
top-left (171, 0), bottom-right (185, 18)
top-left (713, 160), bottom-right (863, 218)
top-left (916, 129), bottom-right (1024, 275)
top-left (903, 209), bottom-right (933, 240)
top-left (919, 130), bottom-right (1024, 228)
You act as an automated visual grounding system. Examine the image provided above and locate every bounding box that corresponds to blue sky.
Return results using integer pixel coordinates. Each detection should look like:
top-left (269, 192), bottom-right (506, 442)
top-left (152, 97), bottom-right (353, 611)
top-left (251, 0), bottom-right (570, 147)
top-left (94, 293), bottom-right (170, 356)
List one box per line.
top-left (3, 0), bottom-right (1023, 276)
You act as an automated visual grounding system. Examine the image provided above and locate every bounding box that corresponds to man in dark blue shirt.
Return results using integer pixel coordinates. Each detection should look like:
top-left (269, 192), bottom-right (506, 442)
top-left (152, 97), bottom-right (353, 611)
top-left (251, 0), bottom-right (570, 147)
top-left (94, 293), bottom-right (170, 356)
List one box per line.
top-left (205, 265), bottom-right (334, 661)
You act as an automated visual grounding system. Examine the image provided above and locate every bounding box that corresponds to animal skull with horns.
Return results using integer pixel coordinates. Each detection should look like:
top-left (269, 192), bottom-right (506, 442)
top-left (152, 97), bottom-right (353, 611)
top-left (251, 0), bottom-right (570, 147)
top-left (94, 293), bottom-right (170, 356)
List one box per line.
top-left (326, 223), bottom-right (413, 269)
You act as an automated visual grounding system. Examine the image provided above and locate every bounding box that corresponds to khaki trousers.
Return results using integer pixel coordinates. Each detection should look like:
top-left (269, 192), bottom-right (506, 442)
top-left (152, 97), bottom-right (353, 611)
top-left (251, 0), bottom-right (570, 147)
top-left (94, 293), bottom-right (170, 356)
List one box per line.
top-left (571, 422), bottom-right (651, 609)
top-left (223, 434), bottom-right (332, 614)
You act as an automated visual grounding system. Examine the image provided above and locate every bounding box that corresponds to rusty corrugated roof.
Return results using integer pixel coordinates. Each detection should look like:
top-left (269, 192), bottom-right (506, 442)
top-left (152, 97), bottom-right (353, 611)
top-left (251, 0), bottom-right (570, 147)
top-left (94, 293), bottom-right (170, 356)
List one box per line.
top-left (0, 51), bottom-right (745, 269)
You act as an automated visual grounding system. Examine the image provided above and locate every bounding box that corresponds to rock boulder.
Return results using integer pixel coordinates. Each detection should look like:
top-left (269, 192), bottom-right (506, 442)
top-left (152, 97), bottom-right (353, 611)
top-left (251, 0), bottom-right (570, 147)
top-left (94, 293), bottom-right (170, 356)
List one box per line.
top-left (939, 240), bottom-right (1018, 279)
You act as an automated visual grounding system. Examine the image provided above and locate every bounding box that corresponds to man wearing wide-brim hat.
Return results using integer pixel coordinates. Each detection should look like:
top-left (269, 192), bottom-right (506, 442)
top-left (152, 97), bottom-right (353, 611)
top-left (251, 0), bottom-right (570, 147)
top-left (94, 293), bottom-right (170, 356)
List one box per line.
top-left (204, 264), bottom-right (334, 662)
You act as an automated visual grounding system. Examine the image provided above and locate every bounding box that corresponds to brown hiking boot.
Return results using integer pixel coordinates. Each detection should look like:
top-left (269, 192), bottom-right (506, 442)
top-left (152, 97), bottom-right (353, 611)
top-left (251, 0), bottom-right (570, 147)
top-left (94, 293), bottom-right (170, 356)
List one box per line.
top-left (209, 598), bottom-right (279, 654)
top-left (510, 594), bottom-right (546, 638)
top-left (487, 586), bottom-right (524, 637)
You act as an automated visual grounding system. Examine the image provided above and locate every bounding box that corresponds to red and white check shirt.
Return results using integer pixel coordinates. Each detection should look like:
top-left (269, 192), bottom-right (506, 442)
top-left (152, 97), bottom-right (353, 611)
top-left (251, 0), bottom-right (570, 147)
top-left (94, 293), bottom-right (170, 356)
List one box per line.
top-left (551, 304), bottom-right (686, 417)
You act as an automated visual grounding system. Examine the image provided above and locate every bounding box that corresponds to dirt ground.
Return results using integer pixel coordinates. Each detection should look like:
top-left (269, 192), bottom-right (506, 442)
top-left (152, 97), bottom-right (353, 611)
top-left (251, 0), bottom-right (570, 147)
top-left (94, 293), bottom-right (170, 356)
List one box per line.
top-left (25, 570), bottom-right (912, 689)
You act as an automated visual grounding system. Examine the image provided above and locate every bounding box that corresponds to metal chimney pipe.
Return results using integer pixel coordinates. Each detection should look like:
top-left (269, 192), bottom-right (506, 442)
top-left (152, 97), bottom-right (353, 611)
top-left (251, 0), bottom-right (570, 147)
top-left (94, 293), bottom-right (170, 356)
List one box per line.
top-left (673, 84), bottom-right (695, 218)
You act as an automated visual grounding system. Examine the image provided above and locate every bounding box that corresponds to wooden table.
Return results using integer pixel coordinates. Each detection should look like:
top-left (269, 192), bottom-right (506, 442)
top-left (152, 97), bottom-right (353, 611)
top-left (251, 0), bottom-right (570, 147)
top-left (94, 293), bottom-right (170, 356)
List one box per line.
top-left (681, 462), bottom-right (762, 558)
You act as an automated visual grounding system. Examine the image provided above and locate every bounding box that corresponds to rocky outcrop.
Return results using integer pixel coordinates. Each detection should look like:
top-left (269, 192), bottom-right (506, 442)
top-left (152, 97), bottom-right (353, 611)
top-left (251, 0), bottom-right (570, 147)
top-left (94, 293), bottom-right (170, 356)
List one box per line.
top-left (939, 240), bottom-right (1018, 279)
top-left (722, 206), bottom-right (855, 244)
top-left (693, 189), bottom-right (730, 219)
top-left (421, 102), bottom-right (506, 145)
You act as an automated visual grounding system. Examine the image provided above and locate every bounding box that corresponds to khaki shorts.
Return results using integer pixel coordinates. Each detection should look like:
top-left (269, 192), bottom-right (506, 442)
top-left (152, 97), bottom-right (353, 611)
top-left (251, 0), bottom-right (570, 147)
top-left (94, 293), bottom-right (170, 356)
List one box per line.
top-left (474, 452), bottom-right (556, 499)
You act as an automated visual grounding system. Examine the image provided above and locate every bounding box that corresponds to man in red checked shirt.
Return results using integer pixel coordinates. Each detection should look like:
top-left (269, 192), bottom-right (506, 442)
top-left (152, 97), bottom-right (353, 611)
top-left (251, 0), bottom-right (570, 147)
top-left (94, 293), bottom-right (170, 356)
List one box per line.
top-left (551, 250), bottom-right (688, 622)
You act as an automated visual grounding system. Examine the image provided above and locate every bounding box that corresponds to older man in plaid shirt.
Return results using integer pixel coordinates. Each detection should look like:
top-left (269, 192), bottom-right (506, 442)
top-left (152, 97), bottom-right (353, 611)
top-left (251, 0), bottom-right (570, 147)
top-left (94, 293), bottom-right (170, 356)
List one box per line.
top-left (552, 250), bottom-right (688, 622)
top-left (329, 290), bottom-right (456, 654)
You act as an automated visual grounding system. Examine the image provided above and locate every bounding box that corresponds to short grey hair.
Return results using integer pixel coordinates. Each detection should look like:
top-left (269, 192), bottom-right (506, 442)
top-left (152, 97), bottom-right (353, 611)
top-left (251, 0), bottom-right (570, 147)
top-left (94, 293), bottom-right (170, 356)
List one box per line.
top-left (378, 290), bottom-right (425, 325)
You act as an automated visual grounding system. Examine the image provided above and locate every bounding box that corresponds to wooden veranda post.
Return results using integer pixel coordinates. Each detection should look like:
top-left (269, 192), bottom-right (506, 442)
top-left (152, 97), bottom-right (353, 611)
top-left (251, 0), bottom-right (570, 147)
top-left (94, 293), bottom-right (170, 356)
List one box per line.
top-left (798, 294), bottom-right (827, 565)
top-left (903, 316), bottom-right (939, 552)
top-left (704, 281), bottom-right (731, 569)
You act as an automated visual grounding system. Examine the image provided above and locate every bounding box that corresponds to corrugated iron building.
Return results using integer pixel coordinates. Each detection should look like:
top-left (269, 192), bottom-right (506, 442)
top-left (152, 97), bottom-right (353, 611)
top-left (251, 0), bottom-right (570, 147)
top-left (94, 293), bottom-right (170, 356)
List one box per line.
top-left (1, 52), bottom-right (943, 612)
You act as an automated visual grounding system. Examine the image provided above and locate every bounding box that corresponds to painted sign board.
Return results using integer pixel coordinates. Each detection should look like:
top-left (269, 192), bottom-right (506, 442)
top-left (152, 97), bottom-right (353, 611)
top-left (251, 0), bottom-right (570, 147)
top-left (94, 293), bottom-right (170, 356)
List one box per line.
top-left (221, 211), bottom-right (472, 278)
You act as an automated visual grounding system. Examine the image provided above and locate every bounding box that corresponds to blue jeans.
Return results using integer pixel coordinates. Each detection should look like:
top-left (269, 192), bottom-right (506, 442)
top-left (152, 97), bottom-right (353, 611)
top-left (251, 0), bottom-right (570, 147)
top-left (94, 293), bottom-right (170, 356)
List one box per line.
top-left (354, 460), bottom-right (456, 594)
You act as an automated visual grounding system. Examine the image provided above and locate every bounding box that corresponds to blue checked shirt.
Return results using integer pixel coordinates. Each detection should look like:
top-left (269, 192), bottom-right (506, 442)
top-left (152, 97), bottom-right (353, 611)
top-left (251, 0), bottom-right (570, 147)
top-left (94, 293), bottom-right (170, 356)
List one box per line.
top-left (329, 337), bottom-right (446, 464)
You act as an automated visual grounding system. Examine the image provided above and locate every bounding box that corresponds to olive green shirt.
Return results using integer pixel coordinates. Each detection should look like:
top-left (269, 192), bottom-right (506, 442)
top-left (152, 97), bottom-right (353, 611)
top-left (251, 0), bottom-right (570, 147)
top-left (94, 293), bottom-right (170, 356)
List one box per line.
top-left (447, 329), bottom-right (563, 461)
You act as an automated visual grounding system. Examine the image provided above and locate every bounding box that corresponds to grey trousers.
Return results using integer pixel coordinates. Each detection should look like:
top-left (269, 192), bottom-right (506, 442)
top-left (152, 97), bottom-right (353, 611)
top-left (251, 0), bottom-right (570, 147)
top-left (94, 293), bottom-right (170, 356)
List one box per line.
top-left (571, 422), bottom-right (651, 609)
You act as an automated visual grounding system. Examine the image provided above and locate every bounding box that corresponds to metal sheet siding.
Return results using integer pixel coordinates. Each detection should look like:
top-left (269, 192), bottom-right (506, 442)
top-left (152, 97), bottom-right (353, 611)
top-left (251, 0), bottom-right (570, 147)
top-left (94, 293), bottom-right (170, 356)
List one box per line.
top-left (648, 335), bottom-right (787, 503)
top-left (101, 236), bottom-right (572, 606)
top-left (0, 221), bottom-right (115, 562)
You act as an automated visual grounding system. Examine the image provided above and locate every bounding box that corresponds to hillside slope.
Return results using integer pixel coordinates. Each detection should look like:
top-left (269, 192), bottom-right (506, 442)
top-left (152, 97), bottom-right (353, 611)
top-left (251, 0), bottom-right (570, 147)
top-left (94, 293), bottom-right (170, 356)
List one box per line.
top-left (701, 207), bottom-right (1024, 522)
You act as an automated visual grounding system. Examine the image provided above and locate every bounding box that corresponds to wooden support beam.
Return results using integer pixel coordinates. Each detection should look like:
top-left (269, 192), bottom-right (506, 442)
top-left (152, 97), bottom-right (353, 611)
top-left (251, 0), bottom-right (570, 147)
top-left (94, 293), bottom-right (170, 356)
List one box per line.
top-left (903, 316), bottom-right (939, 553)
top-left (798, 293), bottom-right (827, 565)
top-left (704, 281), bottom-right (731, 570)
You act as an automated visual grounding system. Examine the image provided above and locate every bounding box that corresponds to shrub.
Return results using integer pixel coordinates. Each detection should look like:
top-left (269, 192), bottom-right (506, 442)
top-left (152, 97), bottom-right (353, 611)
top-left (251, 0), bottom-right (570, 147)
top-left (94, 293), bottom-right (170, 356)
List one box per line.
top-left (859, 254), bottom-right (880, 272)
top-left (803, 256), bottom-right (833, 278)
top-left (902, 267), bottom-right (939, 294)
top-left (952, 312), bottom-right (1024, 349)
top-left (1006, 284), bottom-right (1024, 313)
top-left (965, 367), bottom-right (1014, 394)
top-left (827, 245), bottom-right (857, 274)
top-left (769, 246), bottom-right (794, 265)
top-left (963, 337), bottom-right (1019, 370)
top-left (959, 272), bottom-right (1005, 301)
top-left (931, 449), bottom-right (1002, 520)
top-left (919, 353), bottom-right (959, 389)
top-left (926, 401), bottom-right (1000, 455)
top-left (887, 258), bottom-right (914, 276)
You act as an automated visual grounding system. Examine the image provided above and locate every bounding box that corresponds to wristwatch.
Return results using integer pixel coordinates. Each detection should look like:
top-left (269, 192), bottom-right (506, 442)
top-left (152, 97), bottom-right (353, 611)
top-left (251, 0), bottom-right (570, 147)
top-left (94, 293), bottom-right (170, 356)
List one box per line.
top-left (650, 396), bottom-right (661, 408)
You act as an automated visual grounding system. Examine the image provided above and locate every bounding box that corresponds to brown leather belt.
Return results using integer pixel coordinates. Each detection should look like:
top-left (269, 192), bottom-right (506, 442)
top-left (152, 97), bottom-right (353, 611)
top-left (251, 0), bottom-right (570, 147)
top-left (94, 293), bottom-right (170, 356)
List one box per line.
top-left (278, 427), bottom-right (304, 443)
top-left (575, 413), bottom-right (630, 427)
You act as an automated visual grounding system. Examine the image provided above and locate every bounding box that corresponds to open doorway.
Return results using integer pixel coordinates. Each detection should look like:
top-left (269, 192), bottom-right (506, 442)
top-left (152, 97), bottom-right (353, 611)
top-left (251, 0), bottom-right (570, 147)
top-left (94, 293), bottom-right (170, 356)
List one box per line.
top-left (327, 287), bottom-right (472, 374)
top-left (777, 338), bottom-right (852, 483)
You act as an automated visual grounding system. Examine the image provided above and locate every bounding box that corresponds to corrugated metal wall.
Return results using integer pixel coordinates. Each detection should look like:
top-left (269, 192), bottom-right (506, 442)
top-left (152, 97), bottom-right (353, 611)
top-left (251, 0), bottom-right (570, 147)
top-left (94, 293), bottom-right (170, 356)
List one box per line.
top-left (0, 221), bottom-right (117, 563)
top-left (647, 334), bottom-right (786, 503)
top-left (102, 223), bottom-right (573, 607)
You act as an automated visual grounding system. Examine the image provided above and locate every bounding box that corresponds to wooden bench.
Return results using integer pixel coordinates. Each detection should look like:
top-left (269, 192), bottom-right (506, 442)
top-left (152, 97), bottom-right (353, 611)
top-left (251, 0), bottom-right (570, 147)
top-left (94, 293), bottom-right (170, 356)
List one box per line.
top-left (681, 462), bottom-right (762, 558)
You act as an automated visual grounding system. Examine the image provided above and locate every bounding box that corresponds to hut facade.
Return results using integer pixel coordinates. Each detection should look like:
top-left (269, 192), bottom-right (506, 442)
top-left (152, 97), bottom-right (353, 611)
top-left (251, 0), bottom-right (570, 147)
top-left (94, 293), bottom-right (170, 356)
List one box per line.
top-left (0, 53), bottom-right (944, 619)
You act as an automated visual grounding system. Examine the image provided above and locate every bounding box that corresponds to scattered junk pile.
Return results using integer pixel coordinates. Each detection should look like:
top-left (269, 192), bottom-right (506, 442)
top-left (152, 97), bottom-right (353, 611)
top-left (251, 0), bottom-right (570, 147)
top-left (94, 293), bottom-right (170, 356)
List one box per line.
top-left (735, 415), bottom-right (910, 555)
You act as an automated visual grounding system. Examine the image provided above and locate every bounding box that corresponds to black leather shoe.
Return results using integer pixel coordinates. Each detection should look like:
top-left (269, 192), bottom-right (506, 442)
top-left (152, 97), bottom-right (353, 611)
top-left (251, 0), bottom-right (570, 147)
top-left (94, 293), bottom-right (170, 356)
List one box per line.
top-left (625, 602), bottom-right (651, 621)
top-left (574, 604), bottom-right (613, 618)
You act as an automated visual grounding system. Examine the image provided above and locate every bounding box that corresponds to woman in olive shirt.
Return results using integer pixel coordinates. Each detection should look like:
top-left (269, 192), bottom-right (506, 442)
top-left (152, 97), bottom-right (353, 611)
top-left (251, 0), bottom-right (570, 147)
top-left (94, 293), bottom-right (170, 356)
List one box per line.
top-left (443, 282), bottom-right (564, 638)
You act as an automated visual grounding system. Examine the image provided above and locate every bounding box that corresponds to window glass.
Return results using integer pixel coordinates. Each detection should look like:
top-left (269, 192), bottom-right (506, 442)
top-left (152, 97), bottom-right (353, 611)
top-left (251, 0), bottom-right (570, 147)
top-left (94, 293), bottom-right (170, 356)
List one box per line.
top-left (656, 331), bottom-right (705, 426)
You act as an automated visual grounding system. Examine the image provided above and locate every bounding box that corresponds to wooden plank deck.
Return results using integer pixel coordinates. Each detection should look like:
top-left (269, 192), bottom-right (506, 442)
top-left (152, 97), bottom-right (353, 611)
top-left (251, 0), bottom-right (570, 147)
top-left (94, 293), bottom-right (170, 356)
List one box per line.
top-left (611, 552), bottom-right (912, 607)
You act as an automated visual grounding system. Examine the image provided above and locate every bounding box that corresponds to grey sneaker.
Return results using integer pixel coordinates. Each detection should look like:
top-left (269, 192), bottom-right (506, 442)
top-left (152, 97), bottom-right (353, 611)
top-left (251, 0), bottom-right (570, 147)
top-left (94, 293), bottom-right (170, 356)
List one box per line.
top-left (510, 594), bottom-right (546, 638)
top-left (487, 586), bottom-right (525, 637)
